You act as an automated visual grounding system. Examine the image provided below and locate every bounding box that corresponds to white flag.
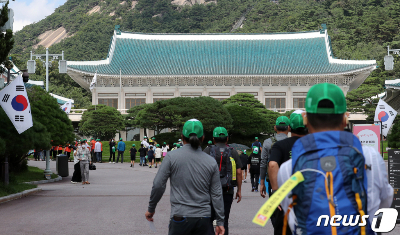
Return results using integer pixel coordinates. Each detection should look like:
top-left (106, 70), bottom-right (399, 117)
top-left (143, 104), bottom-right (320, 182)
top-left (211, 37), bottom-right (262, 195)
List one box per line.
top-left (0, 75), bottom-right (33, 134)
top-left (89, 73), bottom-right (97, 92)
top-left (374, 99), bottom-right (398, 136)
top-left (61, 100), bottom-right (72, 114)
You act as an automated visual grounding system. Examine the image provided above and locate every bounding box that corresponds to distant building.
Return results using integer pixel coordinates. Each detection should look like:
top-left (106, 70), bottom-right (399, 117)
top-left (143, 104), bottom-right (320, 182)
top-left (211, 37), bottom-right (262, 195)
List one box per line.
top-left (67, 25), bottom-right (377, 140)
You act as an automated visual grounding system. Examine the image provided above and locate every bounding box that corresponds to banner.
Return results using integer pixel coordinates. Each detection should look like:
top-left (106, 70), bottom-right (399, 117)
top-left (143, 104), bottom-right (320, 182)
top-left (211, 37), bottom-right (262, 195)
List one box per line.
top-left (374, 99), bottom-right (397, 136)
top-left (353, 124), bottom-right (380, 153)
top-left (89, 72), bottom-right (97, 92)
top-left (61, 100), bottom-right (72, 114)
top-left (0, 75), bottom-right (33, 134)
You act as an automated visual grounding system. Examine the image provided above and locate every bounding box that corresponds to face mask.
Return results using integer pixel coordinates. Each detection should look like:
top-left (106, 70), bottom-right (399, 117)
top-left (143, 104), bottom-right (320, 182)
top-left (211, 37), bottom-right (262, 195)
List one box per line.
top-left (112, 140), bottom-right (114, 142)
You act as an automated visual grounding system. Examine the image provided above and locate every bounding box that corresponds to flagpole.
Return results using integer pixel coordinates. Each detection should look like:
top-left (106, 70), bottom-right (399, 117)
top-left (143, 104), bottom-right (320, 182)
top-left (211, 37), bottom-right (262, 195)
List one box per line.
top-left (120, 68), bottom-right (122, 91)
top-left (381, 121), bottom-right (384, 157)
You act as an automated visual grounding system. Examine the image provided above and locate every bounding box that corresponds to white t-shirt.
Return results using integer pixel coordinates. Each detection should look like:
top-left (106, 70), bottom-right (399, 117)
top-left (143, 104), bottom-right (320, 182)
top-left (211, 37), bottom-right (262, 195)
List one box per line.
top-left (155, 148), bottom-right (162, 158)
top-left (277, 146), bottom-right (393, 234)
top-left (141, 140), bottom-right (149, 148)
top-left (161, 146), bottom-right (169, 153)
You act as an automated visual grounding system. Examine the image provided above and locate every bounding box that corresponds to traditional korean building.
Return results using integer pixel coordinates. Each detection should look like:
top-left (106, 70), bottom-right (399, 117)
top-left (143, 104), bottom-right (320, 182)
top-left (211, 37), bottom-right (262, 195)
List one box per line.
top-left (67, 25), bottom-right (377, 140)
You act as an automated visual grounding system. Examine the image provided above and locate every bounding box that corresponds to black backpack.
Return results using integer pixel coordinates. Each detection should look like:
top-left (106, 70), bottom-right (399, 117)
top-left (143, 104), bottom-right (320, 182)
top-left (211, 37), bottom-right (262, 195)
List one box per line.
top-left (89, 163), bottom-right (96, 170)
top-left (209, 146), bottom-right (234, 191)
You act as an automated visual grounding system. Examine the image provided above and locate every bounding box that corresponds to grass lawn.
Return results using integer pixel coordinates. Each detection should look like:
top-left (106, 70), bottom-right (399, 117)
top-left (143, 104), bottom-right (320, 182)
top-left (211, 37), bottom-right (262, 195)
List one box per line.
top-left (0, 166), bottom-right (57, 197)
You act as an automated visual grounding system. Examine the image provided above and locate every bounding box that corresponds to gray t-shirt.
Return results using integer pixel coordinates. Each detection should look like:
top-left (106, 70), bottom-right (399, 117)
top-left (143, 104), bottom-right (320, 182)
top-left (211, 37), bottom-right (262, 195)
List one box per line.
top-left (148, 144), bottom-right (225, 226)
top-left (260, 133), bottom-right (287, 180)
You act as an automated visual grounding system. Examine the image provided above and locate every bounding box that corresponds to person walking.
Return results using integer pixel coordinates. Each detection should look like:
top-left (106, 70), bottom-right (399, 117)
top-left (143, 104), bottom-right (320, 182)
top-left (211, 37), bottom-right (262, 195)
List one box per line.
top-left (239, 150), bottom-right (248, 183)
top-left (147, 146), bottom-right (155, 168)
top-left (139, 144), bottom-right (147, 166)
top-left (74, 141), bottom-right (91, 185)
top-left (64, 143), bottom-right (72, 161)
top-left (90, 138), bottom-right (96, 162)
top-left (277, 83), bottom-right (393, 234)
top-left (130, 144), bottom-right (137, 167)
top-left (171, 143), bottom-right (177, 151)
top-left (259, 116), bottom-right (290, 198)
top-left (146, 119), bottom-right (225, 235)
top-left (155, 144), bottom-right (162, 168)
top-left (94, 139), bottom-right (102, 163)
top-left (109, 138), bottom-right (116, 163)
top-left (204, 126), bottom-right (242, 235)
top-left (268, 113), bottom-right (307, 235)
top-left (161, 142), bottom-right (169, 158)
top-left (71, 144), bottom-right (82, 184)
top-left (251, 137), bottom-right (262, 153)
top-left (248, 146), bottom-right (261, 192)
top-left (116, 138), bottom-right (126, 164)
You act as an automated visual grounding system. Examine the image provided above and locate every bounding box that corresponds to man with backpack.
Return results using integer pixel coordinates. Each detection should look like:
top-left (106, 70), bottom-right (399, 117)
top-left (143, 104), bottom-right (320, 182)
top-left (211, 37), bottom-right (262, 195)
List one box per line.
top-left (252, 137), bottom-right (262, 153)
top-left (277, 83), bottom-right (393, 234)
top-left (248, 146), bottom-right (261, 192)
top-left (269, 113), bottom-right (308, 235)
top-left (260, 116), bottom-right (290, 198)
top-left (204, 126), bottom-right (242, 235)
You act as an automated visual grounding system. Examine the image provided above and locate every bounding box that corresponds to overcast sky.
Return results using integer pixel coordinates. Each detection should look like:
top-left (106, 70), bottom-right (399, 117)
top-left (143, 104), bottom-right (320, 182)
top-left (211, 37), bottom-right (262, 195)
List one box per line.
top-left (7, 0), bottom-right (67, 32)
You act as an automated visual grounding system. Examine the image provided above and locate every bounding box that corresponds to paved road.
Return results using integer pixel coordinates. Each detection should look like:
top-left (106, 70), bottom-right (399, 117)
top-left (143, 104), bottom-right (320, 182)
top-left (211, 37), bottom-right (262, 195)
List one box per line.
top-left (0, 160), bottom-right (398, 235)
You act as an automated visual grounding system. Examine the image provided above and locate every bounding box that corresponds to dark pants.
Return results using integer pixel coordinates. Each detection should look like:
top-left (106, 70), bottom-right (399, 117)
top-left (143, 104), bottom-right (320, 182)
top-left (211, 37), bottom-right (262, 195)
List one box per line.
top-left (208, 193), bottom-right (234, 235)
top-left (250, 172), bottom-right (260, 189)
top-left (169, 217), bottom-right (210, 235)
top-left (91, 150), bottom-right (95, 162)
top-left (117, 151), bottom-right (124, 163)
top-left (109, 151), bottom-right (115, 162)
top-left (96, 152), bottom-right (101, 162)
top-left (270, 207), bottom-right (291, 235)
top-left (34, 152), bottom-right (39, 160)
top-left (66, 152), bottom-right (71, 161)
top-left (52, 150), bottom-right (57, 160)
top-left (71, 162), bottom-right (81, 182)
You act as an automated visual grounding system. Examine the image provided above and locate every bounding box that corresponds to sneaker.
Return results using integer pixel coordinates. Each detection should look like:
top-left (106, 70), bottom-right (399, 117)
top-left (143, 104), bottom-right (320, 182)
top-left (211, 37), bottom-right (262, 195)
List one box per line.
top-left (113, 162), bottom-right (115, 164)
top-left (251, 188), bottom-right (254, 192)
top-left (155, 166), bottom-right (157, 168)
top-left (71, 181), bottom-right (77, 184)
top-left (109, 162), bottom-right (111, 163)
top-left (255, 189), bottom-right (259, 192)
top-left (149, 166), bottom-right (152, 168)
top-left (130, 164), bottom-right (132, 167)
top-left (139, 164), bottom-right (142, 166)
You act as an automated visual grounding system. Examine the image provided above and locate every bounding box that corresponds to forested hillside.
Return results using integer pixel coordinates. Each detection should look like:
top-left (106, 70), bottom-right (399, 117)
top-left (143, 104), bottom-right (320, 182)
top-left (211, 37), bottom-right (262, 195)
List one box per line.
top-left (10, 0), bottom-right (400, 110)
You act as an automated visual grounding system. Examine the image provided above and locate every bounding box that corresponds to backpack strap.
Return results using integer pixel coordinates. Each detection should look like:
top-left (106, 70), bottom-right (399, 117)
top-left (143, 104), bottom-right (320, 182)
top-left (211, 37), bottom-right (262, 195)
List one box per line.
top-left (283, 195), bottom-right (297, 235)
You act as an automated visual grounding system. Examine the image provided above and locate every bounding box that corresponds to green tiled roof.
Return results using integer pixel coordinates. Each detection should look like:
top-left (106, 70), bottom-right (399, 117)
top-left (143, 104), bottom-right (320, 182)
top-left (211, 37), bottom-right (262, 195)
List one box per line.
top-left (68, 31), bottom-right (376, 76)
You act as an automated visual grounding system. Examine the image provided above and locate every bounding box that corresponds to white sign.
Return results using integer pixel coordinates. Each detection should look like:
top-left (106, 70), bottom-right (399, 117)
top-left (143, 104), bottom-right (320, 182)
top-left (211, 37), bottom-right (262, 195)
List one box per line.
top-left (0, 75), bottom-right (33, 134)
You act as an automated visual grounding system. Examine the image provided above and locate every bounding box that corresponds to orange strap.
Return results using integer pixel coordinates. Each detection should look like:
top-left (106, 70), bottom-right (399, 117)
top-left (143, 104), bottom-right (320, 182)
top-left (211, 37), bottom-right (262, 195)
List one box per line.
top-left (324, 172), bottom-right (337, 235)
top-left (355, 193), bottom-right (366, 235)
top-left (282, 195), bottom-right (297, 235)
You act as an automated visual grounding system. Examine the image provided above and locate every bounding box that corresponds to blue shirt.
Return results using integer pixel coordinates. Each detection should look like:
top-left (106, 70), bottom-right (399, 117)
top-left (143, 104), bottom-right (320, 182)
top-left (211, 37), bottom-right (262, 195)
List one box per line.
top-left (117, 141), bottom-right (126, 151)
top-left (148, 150), bottom-right (154, 158)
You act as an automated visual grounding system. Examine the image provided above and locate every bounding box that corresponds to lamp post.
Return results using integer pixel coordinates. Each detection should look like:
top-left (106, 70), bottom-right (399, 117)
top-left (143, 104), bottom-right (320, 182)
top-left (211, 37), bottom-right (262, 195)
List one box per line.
top-left (28, 48), bottom-right (67, 92)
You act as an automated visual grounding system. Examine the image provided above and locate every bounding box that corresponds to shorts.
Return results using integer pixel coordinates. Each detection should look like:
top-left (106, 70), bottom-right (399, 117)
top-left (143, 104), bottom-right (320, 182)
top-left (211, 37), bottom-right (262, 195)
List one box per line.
top-left (162, 152), bottom-right (167, 157)
top-left (130, 155), bottom-right (136, 161)
top-left (155, 158), bottom-right (161, 162)
top-left (148, 157), bottom-right (154, 161)
top-left (241, 166), bottom-right (247, 171)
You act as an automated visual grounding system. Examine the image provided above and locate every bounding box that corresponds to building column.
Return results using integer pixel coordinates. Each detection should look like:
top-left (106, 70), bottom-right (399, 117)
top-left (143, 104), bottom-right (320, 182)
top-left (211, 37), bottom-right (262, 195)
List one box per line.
top-left (287, 86), bottom-right (292, 111)
top-left (119, 87), bottom-right (124, 110)
top-left (140, 128), bottom-right (145, 141)
top-left (147, 87), bottom-right (152, 103)
top-left (259, 87), bottom-right (264, 106)
top-left (148, 129), bottom-right (155, 138)
top-left (120, 130), bottom-right (127, 141)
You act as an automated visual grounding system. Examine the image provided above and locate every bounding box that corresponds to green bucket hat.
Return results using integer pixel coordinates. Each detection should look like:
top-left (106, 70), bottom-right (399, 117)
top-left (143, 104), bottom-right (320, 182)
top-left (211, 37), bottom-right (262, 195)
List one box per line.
top-left (157, 144), bottom-right (160, 147)
top-left (276, 116), bottom-right (290, 126)
top-left (208, 140), bottom-right (212, 144)
top-left (132, 144), bottom-right (136, 147)
top-left (176, 144), bottom-right (181, 148)
top-left (252, 146), bottom-right (259, 154)
top-left (290, 113), bottom-right (305, 130)
top-left (152, 137), bottom-right (155, 140)
top-left (182, 119), bottom-right (204, 138)
top-left (306, 83), bottom-right (347, 114)
top-left (213, 127), bottom-right (228, 138)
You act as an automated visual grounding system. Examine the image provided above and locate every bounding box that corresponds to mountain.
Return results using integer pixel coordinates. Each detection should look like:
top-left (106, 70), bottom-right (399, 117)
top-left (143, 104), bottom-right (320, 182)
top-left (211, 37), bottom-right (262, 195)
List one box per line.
top-left (10, 0), bottom-right (400, 108)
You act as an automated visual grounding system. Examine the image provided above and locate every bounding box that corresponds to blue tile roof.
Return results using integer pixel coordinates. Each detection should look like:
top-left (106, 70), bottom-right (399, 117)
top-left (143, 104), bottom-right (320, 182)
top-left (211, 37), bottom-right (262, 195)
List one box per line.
top-left (67, 31), bottom-right (376, 76)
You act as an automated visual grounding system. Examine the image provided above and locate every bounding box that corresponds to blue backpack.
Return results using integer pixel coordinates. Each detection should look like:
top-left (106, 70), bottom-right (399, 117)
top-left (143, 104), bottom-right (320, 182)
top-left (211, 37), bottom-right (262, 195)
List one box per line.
top-left (290, 131), bottom-right (373, 235)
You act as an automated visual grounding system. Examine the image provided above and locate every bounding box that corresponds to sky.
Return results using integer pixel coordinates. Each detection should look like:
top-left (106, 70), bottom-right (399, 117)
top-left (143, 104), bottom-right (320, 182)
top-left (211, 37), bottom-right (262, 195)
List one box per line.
top-left (7, 0), bottom-right (67, 32)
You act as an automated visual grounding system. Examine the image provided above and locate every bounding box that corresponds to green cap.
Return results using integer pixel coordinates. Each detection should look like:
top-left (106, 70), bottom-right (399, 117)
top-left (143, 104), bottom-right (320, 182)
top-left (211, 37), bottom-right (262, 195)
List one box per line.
top-left (252, 146), bottom-right (259, 154)
top-left (120, 138), bottom-right (122, 141)
top-left (208, 140), bottom-right (212, 144)
top-left (96, 139), bottom-right (100, 141)
top-left (213, 127), bottom-right (228, 138)
top-left (132, 144), bottom-right (136, 147)
top-left (91, 138), bottom-right (93, 140)
top-left (152, 137), bottom-right (155, 140)
top-left (276, 116), bottom-right (290, 126)
top-left (156, 144), bottom-right (160, 147)
top-left (306, 83), bottom-right (347, 114)
top-left (176, 144), bottom-right (181, 148)
top-left (243, 150), bottom-right (246, 154)
top-left (173, 143), bottom-right (177, 146)
top-left (163, 142), bottom-right (166, 145)
top-left (144, 136), bottom-right (147, 139)
top-left (290, 113), bottom-right (305, 130)
top-left (255, 137), bottom-right (258, 140)
top-left (182, 119), bottom-right (204, 138)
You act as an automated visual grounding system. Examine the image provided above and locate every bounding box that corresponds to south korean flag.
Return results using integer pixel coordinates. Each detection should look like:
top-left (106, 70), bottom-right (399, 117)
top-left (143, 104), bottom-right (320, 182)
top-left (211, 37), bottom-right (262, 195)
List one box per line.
top-left (61, 100), bottom-right (72, 114)
top-left (0, 75), bottom-right (33, 134)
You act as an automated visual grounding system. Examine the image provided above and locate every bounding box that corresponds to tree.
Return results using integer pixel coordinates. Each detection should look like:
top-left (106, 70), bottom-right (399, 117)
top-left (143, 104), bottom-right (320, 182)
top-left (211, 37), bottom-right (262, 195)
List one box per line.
top-left (0, 86), bottom-right (74, 172)
top-left (388, 116), bottom-right (400, 149)
top-left (79, 105), bottom-right (125, 140)
top-left (127, 96), bottom-right (233, 134)
top-left (222, 93), bottom-right (266, 110)
top-left (0, 1), bottom-right (14, 74)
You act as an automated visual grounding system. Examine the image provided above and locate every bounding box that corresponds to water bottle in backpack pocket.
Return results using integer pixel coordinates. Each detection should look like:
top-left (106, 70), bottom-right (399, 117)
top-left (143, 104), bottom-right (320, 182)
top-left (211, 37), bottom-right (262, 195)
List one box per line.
top-left (288, 131), bottom-right (374, 235)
